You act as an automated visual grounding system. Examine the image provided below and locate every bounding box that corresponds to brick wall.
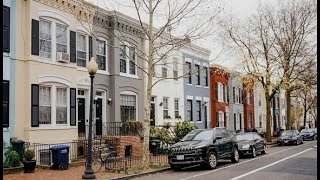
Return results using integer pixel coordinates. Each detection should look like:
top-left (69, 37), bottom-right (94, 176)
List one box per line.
top-left (116, 136), bottom-right (144, 157)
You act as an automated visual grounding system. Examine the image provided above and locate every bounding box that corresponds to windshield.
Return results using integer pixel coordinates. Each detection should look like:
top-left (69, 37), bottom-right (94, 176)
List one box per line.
top-left (236, 134), bottom-right (254, 141)
top-left (301, 129), bottom-right (314, 133)
top-left (281, 131), bottom-right (296, 136)
top-left (181, 130), bottom-right (213, 141)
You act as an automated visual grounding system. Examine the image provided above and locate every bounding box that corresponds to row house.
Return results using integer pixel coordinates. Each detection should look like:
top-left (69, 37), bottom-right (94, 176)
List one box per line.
top-left (182, 45), bottom-right (211, 129)
top-left (272, 89), bottom-right (287, 134)
top-left (243, 77), bottom-right (255, 129)
top-left (3, 0), bottom-right (17, 157)
top-left (209, 65), bottom-right (229, 128)
top-left (14, 0), bottom-right (145, 156)
top-left (254, 81), bottom-right (266, 131)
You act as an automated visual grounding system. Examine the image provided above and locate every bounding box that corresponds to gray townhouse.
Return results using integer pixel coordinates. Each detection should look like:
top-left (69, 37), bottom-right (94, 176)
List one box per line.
top-left (181, 45), bottom-right (211, 129)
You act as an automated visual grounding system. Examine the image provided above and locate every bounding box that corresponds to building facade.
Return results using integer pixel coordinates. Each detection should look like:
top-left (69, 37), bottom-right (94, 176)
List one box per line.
top-left (14, 0), bottom-right (145, 145)
top-left (3, 0), bottom-right (17, 159)
top-left (182, 45), bottom-right (211, 129)
top-left (243, 79), bottom-right (255, 129)
top-left (254, 81), bottom-right (266, 131)
top-left (209, 65), bottom-right (229, 129)
top-left (279, 89), bottom-right (287, 130)
top-left (228, 72), bottom-right (244, 131)
top-left (272, 91), bottom-right (281, 134)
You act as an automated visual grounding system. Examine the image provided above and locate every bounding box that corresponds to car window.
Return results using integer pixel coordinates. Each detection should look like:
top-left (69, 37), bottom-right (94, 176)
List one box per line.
top-left (254, 134), bottom-right (262, 140)
top-left (236, 134), bottom-right (254, 141)
top-left (181, 130), bottom-right (214, 141)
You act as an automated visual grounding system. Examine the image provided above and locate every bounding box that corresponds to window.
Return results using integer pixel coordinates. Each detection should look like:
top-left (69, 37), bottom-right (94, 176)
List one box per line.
top-left (258, 94), bottom-right (261, 106)
top-left (119, 44), bottom-right (137, 76)
top-left (203, 67), bottom-right (208, 86)
top-left (39, 86), bottom-right (52, 125)
top-left (196, 101), bottom-right (201, 121)
top-left (234, 113), bottom-right (237, 130)
top-left (204, 104), bottom-right (208, 127)
top-left (120, 94), bottom-right (136, 122)
top-left (239, 113), bottom-right (242, 129)
top-left (218, 112), bottom-right (224, 127)
top-left (235, 87), bottom-right (239, 103)
top-left (56, 24), bottom-right (67, 53)
top-left (96, 39), bottom-right (106, 70)
top-left (3, 81), bottom-right (9, 127)
top-left (3, 6), bottom-right (10, 53)
top-left (186, 62), bottom-right (192, 84)
top-left (187, 100), bottom-right (193, 121)
top-left (162, 67), bottom-right (167, 78)
top-left (120, 45), bottom-right (127, 73)
top-left (163, 98), bottom-right (169, 118)
top-left (259, 115), bottom-right (262, 128)
top-left (78, 90), bottom-right (85, 96)
top-left (174, 99), bottom-right (179, 118)
top-left (247, 91), bottom-right (252, 105)
top-left (248, 112), bottom-right (252, 128)
top-left (173, 60), bottom-right (178, 80)
top-left (217, 83), bottom-right (224, 102)
top-left (56, 88), bottom-right (67, 124)
top-left (76, 33), bottom-right (87, 67)
top-left (195, 65), bottom-right (200, 85)
top-left (129, 47), bottom-right (136, 75)
top-left (39, 19), bottom-right (52, 59)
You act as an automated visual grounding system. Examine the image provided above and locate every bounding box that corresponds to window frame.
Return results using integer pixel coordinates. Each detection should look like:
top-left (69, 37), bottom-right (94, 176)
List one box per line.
top-left (163, 97), bottom-right (169, 118)
top-left (187, 99), bottom-right (193, 121)
top-left (3, 80), bottom-right (10, 128)
top-left (96, 38), bottom-right (107, 71)
top-left (119, 43), bottom-right (138, 77)
top-left (174, 98), bottom-right (179, 118)
top-left (218, 111), bottom-right (224, 128)
top-left (186, 62), bottom-right (192, 84)
top-left (203, 67), bottom-right (208, 86)
top-left (173, 59), bottom-right (178, 80)
top-left (120, 92), bottom-right (138, 122)
top-left (195, 64), bottom-right (200, 85)
top-left (196, 100), bottom-right (201, 122)
top-left (76, 32), bottom-right (88, 67)
top-left (162, 67), bottom-right (168, 78)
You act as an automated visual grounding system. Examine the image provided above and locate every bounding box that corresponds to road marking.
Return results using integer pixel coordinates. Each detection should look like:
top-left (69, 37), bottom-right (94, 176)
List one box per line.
top-left (230, 148), bottom-right (312, 180)
top-left (179, 142), bottom-right (314, 180)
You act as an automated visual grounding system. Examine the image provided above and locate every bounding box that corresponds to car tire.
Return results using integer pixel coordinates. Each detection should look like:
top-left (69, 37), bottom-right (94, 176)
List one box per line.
top-left (261, 145), bottom-right (267, 154)
top-left (170, 165), bottom-right (181, 171)
top-left (206, 152), bottom-right (217, 169)
top-left (251, 147), bottom-right (256, 158)
top-left (231, 147), bottom-right (240, 163)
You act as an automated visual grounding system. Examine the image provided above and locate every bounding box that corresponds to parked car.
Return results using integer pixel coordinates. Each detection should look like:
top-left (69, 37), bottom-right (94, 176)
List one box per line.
top-left (300, 128), bottom-right (317, 140)
top-left (168, 128), bottom-right (239, 170)
top-left (236, 132), bottom-right (266, 158)
top-left (277, 130), bottom-right (303, 145)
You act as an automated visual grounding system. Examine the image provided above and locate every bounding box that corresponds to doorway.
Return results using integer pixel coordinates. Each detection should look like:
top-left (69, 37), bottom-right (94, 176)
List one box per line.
top-left (150, 97), bottom-right (155, 126)
top-left (95, 98), bottom-right (103, 136)
top-left (78, 98), bottom-right (86, 136)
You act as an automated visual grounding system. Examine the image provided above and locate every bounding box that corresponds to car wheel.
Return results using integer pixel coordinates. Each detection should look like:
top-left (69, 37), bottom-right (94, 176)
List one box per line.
top-left (261, 145), bottom-right (267, 154)
top-left (170, 165), bottom-right (181, 171)
top-left (231, 147), bottom-right (239, 163)
top-left (251, 147), bottom-right (256, 158)
top-left (300, 139), bottom-right (303, 144)
top-left (206, 152), bottom-right (217, 169)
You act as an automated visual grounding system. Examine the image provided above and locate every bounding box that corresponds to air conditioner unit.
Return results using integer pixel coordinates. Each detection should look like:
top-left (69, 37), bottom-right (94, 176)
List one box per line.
top-left (56, 52), bottom-right (70, 63)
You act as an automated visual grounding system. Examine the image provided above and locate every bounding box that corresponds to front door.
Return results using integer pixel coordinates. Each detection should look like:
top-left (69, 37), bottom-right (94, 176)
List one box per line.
top-left (95, 98), bottom-right (103, 136)
top-left (150, 103), bottom-right (155, 126)
top-left (78, 98), bottom-right (86, 136)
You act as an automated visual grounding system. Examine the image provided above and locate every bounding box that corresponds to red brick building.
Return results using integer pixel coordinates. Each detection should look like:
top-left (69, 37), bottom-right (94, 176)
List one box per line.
top-left (210, 66), bottom-right (229, 128)
top-left (243, 79), bottom-right (255, 129)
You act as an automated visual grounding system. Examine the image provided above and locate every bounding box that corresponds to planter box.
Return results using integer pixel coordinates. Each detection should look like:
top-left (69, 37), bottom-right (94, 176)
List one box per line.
top-left (3, 166), bottom-right (24, 175)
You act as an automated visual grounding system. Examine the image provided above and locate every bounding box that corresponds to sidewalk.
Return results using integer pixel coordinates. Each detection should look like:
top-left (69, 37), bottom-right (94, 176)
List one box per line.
top-left (3, 165), bottom-right (124, 180)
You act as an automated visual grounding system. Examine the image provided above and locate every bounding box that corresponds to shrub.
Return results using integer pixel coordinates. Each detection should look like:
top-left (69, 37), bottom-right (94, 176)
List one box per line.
top-left (174, 122), bottom-right (197, 140)
top-left (24, 149), bottom-right (35, 161)
top-left (4, 149), bottom-right (21, 167)
top-left (150, 127), bottom-right (173, 144)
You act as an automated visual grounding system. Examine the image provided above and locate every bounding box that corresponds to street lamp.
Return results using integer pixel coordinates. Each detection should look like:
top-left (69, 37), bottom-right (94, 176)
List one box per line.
top-left (83, 57), bottom-right (98, 179)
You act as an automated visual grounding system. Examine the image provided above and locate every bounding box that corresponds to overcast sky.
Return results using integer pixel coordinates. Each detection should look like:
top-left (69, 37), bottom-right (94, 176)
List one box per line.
top-left (87, 0), bottom-right (277, 70)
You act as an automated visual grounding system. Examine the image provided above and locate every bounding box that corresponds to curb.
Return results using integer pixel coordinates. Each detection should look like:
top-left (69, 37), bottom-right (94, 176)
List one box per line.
top-left (109, 167), bottom-right (171, 180)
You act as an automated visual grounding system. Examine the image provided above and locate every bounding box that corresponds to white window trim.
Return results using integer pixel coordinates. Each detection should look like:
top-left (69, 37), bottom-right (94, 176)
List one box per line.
top-left (119, 42), bottom-right (138, 78)
top-left (120, 91), bottom-right (138, 121)
top-left (95, 90), bottom-right (107, 125)
top-left (174, 98), bottom-right (179, 119)
top-left (76, 31), bottom-right (89, 68)
top-left (163, 97), bottom-right (169, 119)
top-left (38, 17), bottom-right (70, 63)
top-left (96, 37), bottom-right (109, 74)
top-left (218, 111), bottom-right (224, 127)
top-left (196, 100), bottom-right (202, 122)
top-left (185, 61), bottom-right (192, 85)
top-left (218, 82), bottom-right (224, 102)
top-left (39, 84), bottom-right (70, 128)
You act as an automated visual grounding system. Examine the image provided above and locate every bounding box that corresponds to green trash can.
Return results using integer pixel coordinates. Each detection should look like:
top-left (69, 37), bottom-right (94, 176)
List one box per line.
top-left (10, 140), bottom-right (25, 161)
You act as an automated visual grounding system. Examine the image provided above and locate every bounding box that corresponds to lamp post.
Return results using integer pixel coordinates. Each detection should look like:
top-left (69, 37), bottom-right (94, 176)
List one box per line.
top-left (83, 58), bottom-right (98, 179)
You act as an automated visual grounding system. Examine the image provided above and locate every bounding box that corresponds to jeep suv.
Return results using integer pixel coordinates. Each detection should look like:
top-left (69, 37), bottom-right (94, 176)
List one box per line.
top-left (168, 128), bottom-right (239, 170)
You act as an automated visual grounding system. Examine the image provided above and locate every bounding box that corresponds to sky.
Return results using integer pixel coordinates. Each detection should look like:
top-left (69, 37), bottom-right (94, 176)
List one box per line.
top-left (86, 0), bottom-right (278, 70)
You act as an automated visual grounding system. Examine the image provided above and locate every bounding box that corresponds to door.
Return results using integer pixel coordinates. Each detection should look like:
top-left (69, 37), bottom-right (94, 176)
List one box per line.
top-left (95, 98), bottom-right (103, 136)
top-left (150, 103), bottom-right (155, 126)
top-left (78, 98), bottom-right (86, 136)
top-left (215, 130), bottom-right (227, 158)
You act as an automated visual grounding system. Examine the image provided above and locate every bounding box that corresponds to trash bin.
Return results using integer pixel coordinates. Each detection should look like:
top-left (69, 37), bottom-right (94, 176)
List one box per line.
top-left (149, 139), bottom-right (161, 155)
top-left (49, 145), bottom-right (69, 170)
top-left (10, 140), bottom-right (25, 161)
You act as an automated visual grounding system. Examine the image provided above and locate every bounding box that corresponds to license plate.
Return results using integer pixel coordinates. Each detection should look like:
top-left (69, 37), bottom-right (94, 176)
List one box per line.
top-left (284, 140), bottom-right (289, 143)
top-left (177, 155), bottom-right (184, 160)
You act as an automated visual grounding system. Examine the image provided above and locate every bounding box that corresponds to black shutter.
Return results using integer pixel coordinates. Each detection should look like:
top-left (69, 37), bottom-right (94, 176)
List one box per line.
top-left (89, 36), bottom-right (93, 60)
top-left (224, 112), bottom-right (227, 128)
top-left (31, 84), bottom-right (39, 127)
top-left (3, 6), bottom-right (10, 53)
top-left (215, 83), bottom-right (218, 102)
top-left (31, 19), bottom-right (39, 55)
top-left (233, 87), bottom-right (235, 103)
top-left (70, 31), bottom-right (76, 63)
top-left (227, 86), bottom-right (229, 103)
top-left (3, 80), bottom-right (9, 127)
top-left (70, 88), bottom-right (77, 126)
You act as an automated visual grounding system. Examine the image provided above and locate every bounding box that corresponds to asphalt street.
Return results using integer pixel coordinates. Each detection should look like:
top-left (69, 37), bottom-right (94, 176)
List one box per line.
top-left (134, 141), bottom-right (317, 180)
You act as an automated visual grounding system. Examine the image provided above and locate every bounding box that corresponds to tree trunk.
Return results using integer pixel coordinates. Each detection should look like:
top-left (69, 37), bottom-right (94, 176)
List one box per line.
top-left (265, 94), bottom-right (272, 142)
top-left (303, 105), bottom-right (307, 128)
top-left (286, 89), bottom-right (292, 130)
top-left (142, 0), bottom-right (154, 167)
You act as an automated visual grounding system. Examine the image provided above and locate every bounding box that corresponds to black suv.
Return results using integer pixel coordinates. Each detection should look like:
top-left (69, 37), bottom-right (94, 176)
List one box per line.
top-left (168, 128), bottom-right (239, 170)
